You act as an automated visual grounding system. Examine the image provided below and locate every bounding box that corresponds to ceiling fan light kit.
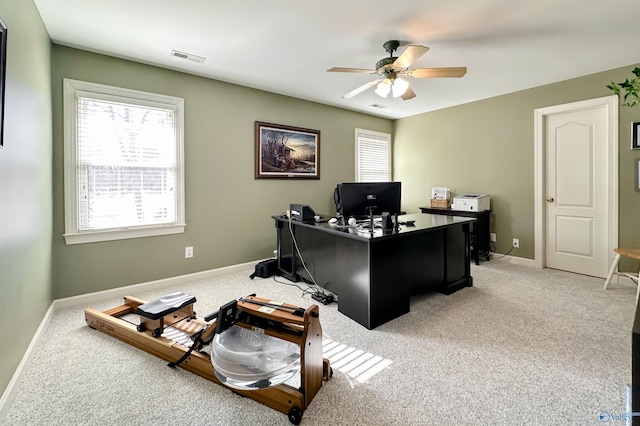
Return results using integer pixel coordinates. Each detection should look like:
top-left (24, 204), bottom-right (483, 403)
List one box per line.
top-left (375, 79), bottom-right (391, 97)
top-left (375, 77), bottom-right (410, 99)
top-left (392, 78), bottom-right (409, 98)
top-left (328, 40), bottom-right (467, 101)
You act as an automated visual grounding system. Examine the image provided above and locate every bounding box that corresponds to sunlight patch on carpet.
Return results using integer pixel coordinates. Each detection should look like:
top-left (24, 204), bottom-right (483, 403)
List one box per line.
top-left (323, 338), bottom-right (392, 384)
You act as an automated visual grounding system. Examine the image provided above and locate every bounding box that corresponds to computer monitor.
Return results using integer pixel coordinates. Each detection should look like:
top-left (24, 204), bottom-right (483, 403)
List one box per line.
top-left (335, 182), bottom-right (401, 219)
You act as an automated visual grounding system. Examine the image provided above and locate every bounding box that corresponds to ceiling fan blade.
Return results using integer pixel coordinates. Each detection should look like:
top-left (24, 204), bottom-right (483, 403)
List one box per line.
top-left (406, 67), bottom-right (468, 78)
top-left (327, 67), bottom-right (376, 74)
top-left (401, 86), bottom-right (416, 100)
top-left (342, 79), bottom-right (380, 99)
top-left (393, 45), bottom-right (429, 69)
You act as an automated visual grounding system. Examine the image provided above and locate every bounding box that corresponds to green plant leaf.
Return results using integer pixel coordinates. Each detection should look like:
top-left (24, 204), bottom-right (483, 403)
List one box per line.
top-left (608, 68), bottom-right (640, 108)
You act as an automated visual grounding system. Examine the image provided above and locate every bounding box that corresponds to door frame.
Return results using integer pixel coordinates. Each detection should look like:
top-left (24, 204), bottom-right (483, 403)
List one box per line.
top-left (533, 95), bottom-right (618, 271)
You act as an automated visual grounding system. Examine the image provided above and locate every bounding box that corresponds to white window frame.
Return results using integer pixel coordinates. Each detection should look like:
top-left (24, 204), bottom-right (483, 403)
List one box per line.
top-left (355, 128), bottom-right (392, 182)
top-left (63, 78), bottom-right (185, 245)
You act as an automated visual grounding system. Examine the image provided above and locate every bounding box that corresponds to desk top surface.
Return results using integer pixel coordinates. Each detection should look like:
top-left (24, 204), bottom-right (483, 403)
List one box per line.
top-left (273, 213), bottom-right (475, 241)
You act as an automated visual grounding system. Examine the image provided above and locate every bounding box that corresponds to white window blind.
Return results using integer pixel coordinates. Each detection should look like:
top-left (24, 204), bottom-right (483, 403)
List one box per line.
top-left (63, 79), bottom-right (185, 244)
top-left (355, 129), bottom-right (391, 182)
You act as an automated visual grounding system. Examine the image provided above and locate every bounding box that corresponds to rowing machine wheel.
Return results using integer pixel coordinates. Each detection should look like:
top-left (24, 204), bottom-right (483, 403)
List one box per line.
top-left (137, 324), bottom-right (145, 332)
top-left (152, 328), bottom-right (161, 338)
top-left (288, 407), bottom-right (302, 425)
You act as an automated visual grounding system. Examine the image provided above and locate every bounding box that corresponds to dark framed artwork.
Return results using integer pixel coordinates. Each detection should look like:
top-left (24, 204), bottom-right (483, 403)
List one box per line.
top-left (0, 19), bottom-right (6, 148)
top-left (255, 121), bottom-right (320, 179)
top-left (633, 122), bottom-right (640, 150)
top-left (635, 158), bottom-right (640, 192)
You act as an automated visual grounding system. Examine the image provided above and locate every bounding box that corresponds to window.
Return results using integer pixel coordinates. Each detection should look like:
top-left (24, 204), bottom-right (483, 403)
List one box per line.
top-left (63, 79), bottom-right (185, 244)
top-left (355, 128), bottom-right (391, 182)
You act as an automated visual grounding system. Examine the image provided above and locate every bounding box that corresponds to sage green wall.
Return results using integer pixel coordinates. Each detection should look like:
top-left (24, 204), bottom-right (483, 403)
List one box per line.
top-left (0, 0), bottom-right (52, 398)
top-left (394, 64), bottom-right (640, 261)
top-left (51, 45), bottom-right (392, 299)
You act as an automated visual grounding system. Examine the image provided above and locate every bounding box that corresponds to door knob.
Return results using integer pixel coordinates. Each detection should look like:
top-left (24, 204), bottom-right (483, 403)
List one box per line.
top-left (546, 197), bottom-right (554, 202)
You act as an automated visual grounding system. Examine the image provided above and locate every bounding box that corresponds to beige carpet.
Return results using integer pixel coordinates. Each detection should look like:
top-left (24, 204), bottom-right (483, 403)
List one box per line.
top-left (2, 259), bottom-right (635, 425)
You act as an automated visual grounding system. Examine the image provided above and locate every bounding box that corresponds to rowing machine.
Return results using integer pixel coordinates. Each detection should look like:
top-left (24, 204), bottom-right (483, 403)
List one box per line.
top-left (84, 293), bottom-right (331, 425)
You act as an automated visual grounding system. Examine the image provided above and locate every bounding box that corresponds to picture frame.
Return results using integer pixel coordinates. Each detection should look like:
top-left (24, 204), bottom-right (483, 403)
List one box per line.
top-left (633, 122), bottom-right (640, 150)
top-left (255, 121), bottom-right (320, 179)
top-left (636, 158), bottom-right (640, 192)
top-left (0, 19), bottom-right (6, 148)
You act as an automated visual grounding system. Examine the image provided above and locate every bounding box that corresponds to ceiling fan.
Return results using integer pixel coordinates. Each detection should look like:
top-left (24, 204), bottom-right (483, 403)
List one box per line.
top-left (327, 40), bottom-right (467, 100)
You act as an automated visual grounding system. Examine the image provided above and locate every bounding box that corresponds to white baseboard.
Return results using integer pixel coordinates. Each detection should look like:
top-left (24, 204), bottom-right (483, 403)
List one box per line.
top-left (0, 303), bottom-right (55, 419)
top-left (0, 260), bottom-right (259, 420)
top-left (488, 254), bottom-right (536, 267)
top-left (53, 260), bottom-right (258, 310)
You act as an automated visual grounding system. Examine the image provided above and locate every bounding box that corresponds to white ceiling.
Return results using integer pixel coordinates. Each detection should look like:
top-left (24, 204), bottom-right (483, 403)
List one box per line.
top-left (33, 0), bottom-right (640, 119)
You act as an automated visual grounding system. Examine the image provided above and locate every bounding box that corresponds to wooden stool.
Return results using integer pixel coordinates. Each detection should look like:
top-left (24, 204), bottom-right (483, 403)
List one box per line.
top-left (603, 248), bottom-right (640, 303)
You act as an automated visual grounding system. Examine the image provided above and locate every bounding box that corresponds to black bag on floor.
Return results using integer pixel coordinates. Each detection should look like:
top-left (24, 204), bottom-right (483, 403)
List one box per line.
top-left (250, 259), bottom-right (277, 279)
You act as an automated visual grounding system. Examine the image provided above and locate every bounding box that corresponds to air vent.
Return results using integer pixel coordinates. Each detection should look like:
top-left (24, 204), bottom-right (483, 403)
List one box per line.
top-left (170, 50), bottom-right (206, 64)
top-left (369, 103), bottom-right (387, 109)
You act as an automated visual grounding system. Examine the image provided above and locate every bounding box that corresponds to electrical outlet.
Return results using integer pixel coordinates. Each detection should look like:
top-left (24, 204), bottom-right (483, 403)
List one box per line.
top-left (512, 238), bottom-right (519, 248)
top-left (490, 233), bottom-right (496, 242)
top-left (185, 246), bottom-right (193, 258)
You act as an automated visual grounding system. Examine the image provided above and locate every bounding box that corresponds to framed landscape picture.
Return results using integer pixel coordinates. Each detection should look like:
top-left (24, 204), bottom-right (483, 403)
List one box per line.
top-left (255, 121), bottom-right (320, 179)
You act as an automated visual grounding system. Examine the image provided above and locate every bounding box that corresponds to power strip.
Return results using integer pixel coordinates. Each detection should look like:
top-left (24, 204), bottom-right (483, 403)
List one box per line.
top-left (312, 292), bottom-right (334, 305)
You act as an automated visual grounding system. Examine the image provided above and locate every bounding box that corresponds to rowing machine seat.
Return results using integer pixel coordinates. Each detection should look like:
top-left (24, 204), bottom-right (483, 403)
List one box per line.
top-left (136, 292), bottom-right (197, 320)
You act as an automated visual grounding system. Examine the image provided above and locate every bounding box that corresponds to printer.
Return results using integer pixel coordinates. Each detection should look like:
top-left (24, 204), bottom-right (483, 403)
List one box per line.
top-left (452, 194), bottom-right (490, 212)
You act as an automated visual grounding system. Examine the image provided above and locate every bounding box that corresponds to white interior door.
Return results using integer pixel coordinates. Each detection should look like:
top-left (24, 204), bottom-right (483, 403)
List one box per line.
top-left (534, 96), bottom-right (618, 278)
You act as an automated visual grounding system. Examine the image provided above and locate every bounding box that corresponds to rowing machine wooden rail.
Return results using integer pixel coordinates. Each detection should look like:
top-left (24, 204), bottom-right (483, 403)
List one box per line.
top-left (84, 293), bottom-right (331, 425)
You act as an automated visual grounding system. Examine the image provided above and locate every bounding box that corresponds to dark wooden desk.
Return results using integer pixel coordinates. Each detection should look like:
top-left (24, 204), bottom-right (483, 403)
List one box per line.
top-left (419, 207), bottom-right (491, 265)
top-left (274, 213), bottom-right (475, 329)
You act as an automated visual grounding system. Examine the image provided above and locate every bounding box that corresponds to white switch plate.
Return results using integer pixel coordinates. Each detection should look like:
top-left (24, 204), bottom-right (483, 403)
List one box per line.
top-left (185, 246), bottom-right (193, 258)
